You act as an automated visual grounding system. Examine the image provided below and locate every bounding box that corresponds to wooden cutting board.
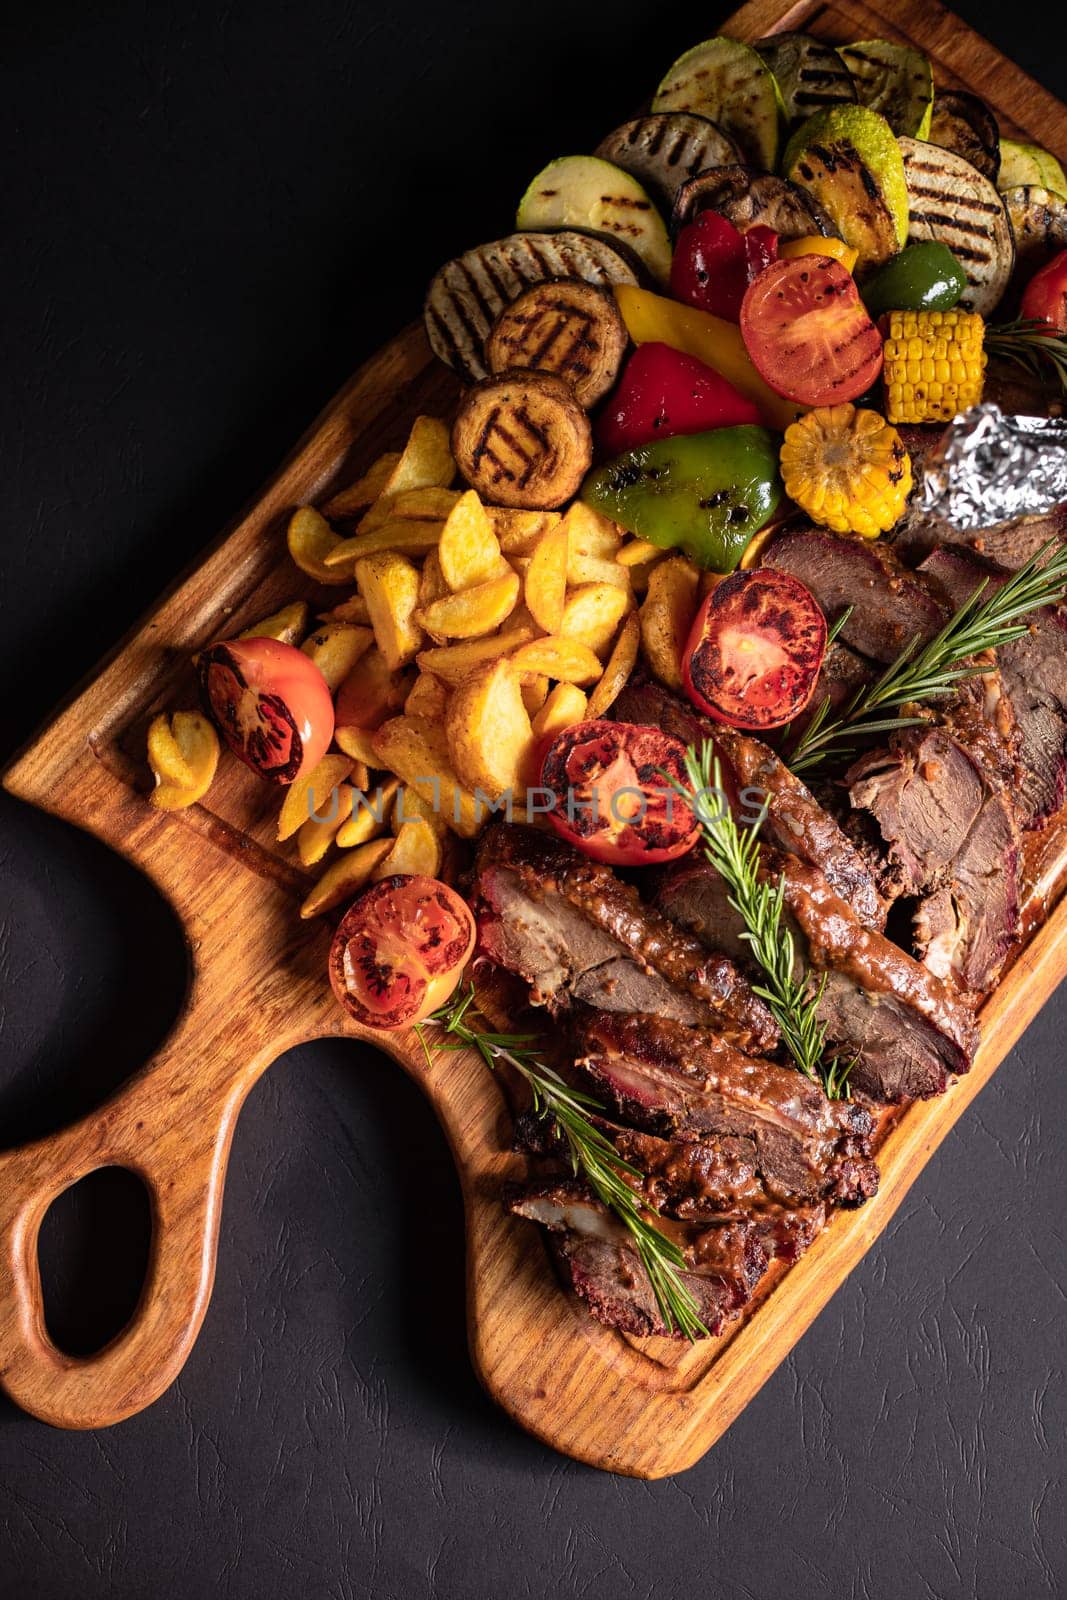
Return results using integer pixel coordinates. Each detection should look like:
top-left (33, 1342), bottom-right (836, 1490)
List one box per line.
top-left (3, 0), bottom-right (1067, 1481)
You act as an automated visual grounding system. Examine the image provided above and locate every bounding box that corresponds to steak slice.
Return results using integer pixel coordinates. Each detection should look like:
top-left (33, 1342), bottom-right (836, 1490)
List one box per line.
top-left (575, 1011), bottom-right (877, 1205)
top-left (913, 793), bottom-right (1021, 991)
top-left (614, 669), bottom-right (717, 749)
top-left (764, 526), bottom-right (947, 663)
top-left (471, 822), bottom-right (779, 1051)
top-left (504, 1177), bottom-right (768, 1339)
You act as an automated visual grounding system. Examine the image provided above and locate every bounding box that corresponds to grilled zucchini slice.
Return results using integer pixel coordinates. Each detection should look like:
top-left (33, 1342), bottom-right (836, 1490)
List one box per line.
top-left (652, 37), bottom-right (781, 172)
top-left (485, 281), bottom-right (627, 408)
top-left (1001, 186), bottom-right (1067, 282)
top-left (782, 105), bottom-right (908, 274)
top-left (899, 137), bottom-right (1014, 316)
top-left (517, 156), bottom-right (672, 287)
top-left (998, 140), bottom-right (1067, 198)
top-left (594, 113), bottom-right (742, 210)
top-left (671, 164), bottom-right (836, 241)
top-left (928, 91), bottom-right (1000, 184)
top-left (452, 370), bottom-right (592, 511)
top-left (837, 40), bottom-right (934, 139)
top-left (425, 230), bottom-right (640, 384)
top-left (755, 31), bottom-right (856, 126)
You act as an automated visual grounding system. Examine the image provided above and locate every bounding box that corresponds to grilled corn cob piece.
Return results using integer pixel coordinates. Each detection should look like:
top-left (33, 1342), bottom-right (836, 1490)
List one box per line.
top-left (882, 309), bottom-right (986, 425)
top-left (779, 405), bottom-right (912, 538)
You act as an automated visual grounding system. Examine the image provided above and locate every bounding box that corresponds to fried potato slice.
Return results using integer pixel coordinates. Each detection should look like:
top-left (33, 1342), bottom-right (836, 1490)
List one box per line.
top-left (487, 506), bottom-right (563, 556)
top-left (560, 583), bottom-right (631, 655)
top-left (404, 672), bottom-right (449, 720)
top-left (524, 522), bottom-right (569, 634)
top-left (354, 552), bottom-right (423, 670)
top-left (299, 837), bottom-right (394, 919)
top-left (335, 778), bottom-right (398, 848)
top-left (391, 487), bottom-right (462, 519)
top-left (447, 658), bottom-right (534, 802)
top-left (639, 554), bottom-right (701, 693)
top-left (239, 600), bottom-right (310, 647)
top-left (287, 506), bottom-right (354, 586)
top-left (353, 417), bottom-right (456, 533)
top-left (562, 501), bottom-right (622, 566)
top-left (508, 636), bottom-right (603, 685)
top-left (418, 548), bottom-right (449, 609)
top-left (530, 683), bottom-right (588, 740)
top-left (370, 817), bottom-right (442, 882)
top-left (416, 569), bottom-right (520, 642)
top-left (277, 753), bottom-right (354, 842)
top-left (319, 451), bottom-right (402, 520)
top-left (616, 537), bottom-right (662, 567)
top-left (567, 551), bottom-right (632, 592)
top-left (335, 645), bottom-right (412, 735)
top-left (520, 673), bottom-right (550, 717)
top-left (392, 783), bottom-right (449, 837)
top-left (297, 782), bottom-right (355, 867)
top-left (322, 518), bottom-right (446, 569)
top-left (318, 593), bottom-right (370, 625)
top-left (334, 728), bottom-right (378, 764)
top-left (438, 490), bottom-right (509, 591)
top-left (585, 610), bottom-right (641, 719)
top-left (372, 715), bottom-right (481, 837)
top-left (147, 711), bottom-right (220, 810)
top-left (415, 626), bottom-right (537, 685)
top-left (300, 622), bottom-right (374, 691)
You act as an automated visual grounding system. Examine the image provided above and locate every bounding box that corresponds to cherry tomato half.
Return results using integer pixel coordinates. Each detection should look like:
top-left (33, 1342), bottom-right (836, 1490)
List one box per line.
top-left (197, 636), bottom-right (334, 785)
top-left (1020, 248), bottom-right (1067, 333)
top-left (328, 874), bottom-right (475, 1029)
top-left (540, 720), bottom-right (700, 866)
top-left (682, 570), bottom-right (826, 730)
top-left (740, 256), bottom-right (883, 406)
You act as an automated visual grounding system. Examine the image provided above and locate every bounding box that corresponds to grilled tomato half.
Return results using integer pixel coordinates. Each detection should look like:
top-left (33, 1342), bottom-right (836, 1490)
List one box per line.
top-left (539, 719), bottom-right (700, 866)
top-left (328, 875), bottom-right (475, 1029)
top-left (682, 569), bottom-right (826, 730)
top-left (197, 637), bottom-right (334, 785)
top-left (740, 255), bottom-right (883, 406)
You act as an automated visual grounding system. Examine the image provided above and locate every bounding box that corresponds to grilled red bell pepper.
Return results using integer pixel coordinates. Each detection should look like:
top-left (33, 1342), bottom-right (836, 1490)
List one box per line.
top-left (1021, 249), bottom-right (1067, 333)
top-left (596, 341), bottom-right (762, 455)
top-left (670, 211), bottom-right (779, 322)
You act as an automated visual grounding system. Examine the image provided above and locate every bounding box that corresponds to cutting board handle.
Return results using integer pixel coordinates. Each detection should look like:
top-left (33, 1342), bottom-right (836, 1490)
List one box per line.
top-left (0, 1004), bottom-right (274, 1429)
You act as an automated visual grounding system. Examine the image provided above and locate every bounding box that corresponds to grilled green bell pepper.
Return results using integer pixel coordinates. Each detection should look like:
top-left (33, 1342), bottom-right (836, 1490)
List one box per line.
top-left (861, 241), bottom-right (967, 318)
top-left (581, 425), bottom-right (782, 573)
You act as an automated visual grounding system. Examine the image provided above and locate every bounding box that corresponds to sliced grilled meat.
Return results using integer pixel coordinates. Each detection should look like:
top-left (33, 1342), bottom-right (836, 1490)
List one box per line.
top-left (505, 1177), bottom-right (767, 1339)
top-left (614, 668), bottom-right (717, 749)
top-left (471, 823), bottom-right (779, 1051)
top-left (576, 1011), bottom-right (877, 1205)
top-left (764, 526), bottom-right (947, 663)
top-left (913, 795), bottom-right (1021, 990)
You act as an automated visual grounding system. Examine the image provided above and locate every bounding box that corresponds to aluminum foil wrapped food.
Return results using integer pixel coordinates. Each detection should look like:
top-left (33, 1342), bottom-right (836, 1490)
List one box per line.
top-left (920, 404), bottom-right (1067, 531)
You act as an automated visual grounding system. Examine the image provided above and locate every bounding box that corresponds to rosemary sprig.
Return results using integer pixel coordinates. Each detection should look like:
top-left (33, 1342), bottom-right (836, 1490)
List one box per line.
top-left (417, 983), bottom-right (709, 1339)
top-left (788, 538), bottom-right (1067, 775)
top-left (672, 742), bottom-right (851, 1099)
top-left (986, 317), bottom-right (1067, 395)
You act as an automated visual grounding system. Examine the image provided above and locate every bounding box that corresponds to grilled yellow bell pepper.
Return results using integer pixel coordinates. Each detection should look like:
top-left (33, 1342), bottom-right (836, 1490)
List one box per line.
top-left (779, 235), bottom-right (859, 272)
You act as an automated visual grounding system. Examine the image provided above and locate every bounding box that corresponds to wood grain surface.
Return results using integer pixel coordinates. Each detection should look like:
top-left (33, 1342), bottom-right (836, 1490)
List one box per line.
top-left (2, 0), bottom-right (1066, 1478)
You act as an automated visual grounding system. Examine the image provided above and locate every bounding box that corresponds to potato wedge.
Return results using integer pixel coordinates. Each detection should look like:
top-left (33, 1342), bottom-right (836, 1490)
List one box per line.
top-left (147, 711), bottom-right (220, 810)
top-left (277, 754), bottom-right (354, 842)
top-left (530, 683), bottom-right (588, 740)
top-left (335, 778), bottom-right (398, 848)
top-left (297, 782), bottom-right (355, 867)
top-left (372, 715), bottom-right (481, 837)
top-left (334, 727), bottom-right (379, 764)
top-left (616, 537), bottom-right (662, 567)
top-left (438, 490), bottom-right (508, 590)
top-left (390, 487), bottom-right (462, 519)
top-left (392, 782), bottom-right (449, 836)
top-left (560, 583), bottom-right (631, 655)
top-left (561, 500), bottom-right (622, 563)
top-left (447, 658), bottom-right (534, 802)
top-left (520, 673), bottom-right (550, 717)
top-left (300, 622), bottom-right (374, 691)
top-left (416, 569), bottom-right (520, 642)
top-left (623, 554), bottom-right (664, 596)
top-left (508, 635), bottom-right (603, 685)
top-left (322, 518), bottom-right (445, 569)
top-left (567, 551), bottom-right (632, 592)
top-left (585, 610), bottom-right (641, 718)
top-left (354, 552), bottom-right (423, 670)
top-left (404, 672), bottom-right (449, 720)
top-left (370, 817), bottom-right (442, 882)
top-left (487, 506), bottom-right (563, 556)
top-left (354, 417), bottom-right (456, 533)
top-left (524, 522), bottom-right (569, 634)
top-left (318, 593), bottom-right (370, 625)
top-left (415, 626), bottom-right (536, 685)
top-left (299, 837), bottom-right (394, 919)
top-left (319, 451), bottom-right (402, 520)
top-left (239, 600), bottom-right (309, 647)
top-left (639, 554), bottom-right (701, 693)
top-left (335, 645), bottom-right (411, 734)
top-left (287, 506), bottom-right (353, 586)
top-left (418, 548), bottom-right (449, 609)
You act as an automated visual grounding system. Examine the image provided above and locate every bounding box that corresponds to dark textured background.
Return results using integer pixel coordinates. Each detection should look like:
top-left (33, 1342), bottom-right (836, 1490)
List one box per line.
top-left (1, 3), bottom-right (1065, 1596)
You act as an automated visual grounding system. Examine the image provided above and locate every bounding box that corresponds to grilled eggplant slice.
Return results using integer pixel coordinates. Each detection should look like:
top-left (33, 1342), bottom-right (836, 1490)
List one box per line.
top-left (899, 137), bottom-right (1014, 316)
top-left (653, 37), bottom-right (781, 171)
top-left (484, 281), bottom-right (627, 409)
top-left (928, 91), bottom-right (1000, 184)
top-left (755, 31), bottom-right (856, 126)
top-left (782, 105), bottom-right (908, 274)
top-left (998, 140), bottom-right (1067, 198)
top-left (452, 370), bottom-right (592, 510)
top-left (1001, 186), bottom-right (1067, 282)
top-left (517, 156), bottom-right (672, 287)
top-left (425, 230), bottom-right (640, 384)
top-left (594, 113), bottom-right (742, 210)
top-left (671, 163), bottom-right (836, 241)
top-left (837, 40), bottom-right (934, 139)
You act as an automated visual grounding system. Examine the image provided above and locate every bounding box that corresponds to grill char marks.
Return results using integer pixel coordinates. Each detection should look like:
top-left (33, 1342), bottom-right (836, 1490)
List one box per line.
top-left (471, 823), bottom-right (779, 1052)
top-left (484, 281), bottom-right (627, 408)
top-left (451, 370), bottom-right (592, 510)
top-left (898, 137), bottom-right (1014, 316)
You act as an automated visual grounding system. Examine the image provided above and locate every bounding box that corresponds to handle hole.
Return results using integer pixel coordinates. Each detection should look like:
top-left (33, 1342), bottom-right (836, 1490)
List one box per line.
top-left (38, 1167), bottom-right (151, 1356)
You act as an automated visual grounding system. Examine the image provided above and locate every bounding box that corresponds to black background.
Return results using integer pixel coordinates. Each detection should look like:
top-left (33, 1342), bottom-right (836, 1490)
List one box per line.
top-left (2, 4), bottom-right (1065, 1596)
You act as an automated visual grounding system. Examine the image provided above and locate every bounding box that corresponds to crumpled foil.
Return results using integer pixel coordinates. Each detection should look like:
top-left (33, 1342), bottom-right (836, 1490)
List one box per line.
top-left (920, 403), bottom-right (1067, 530)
